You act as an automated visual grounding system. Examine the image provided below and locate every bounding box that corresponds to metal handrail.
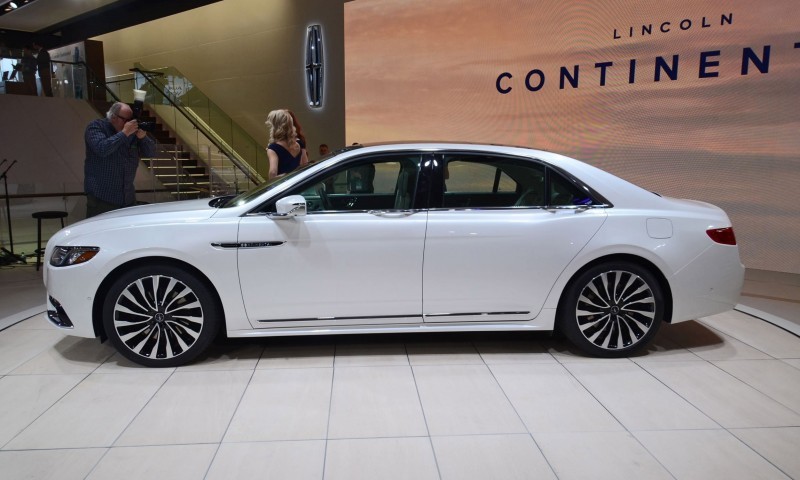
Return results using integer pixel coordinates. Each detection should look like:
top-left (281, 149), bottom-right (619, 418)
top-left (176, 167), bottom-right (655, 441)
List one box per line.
top-left (130, 67), bottom-right (262, 185)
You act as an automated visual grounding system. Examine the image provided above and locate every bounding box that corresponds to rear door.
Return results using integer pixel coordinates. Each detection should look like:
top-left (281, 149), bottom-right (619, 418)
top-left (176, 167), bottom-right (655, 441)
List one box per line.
top-left (422, 153), bottom-right (607, 323)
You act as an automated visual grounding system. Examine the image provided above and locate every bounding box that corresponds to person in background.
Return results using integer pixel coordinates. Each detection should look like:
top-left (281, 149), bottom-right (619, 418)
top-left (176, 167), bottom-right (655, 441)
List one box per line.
top-left (318, 143), bottom-right (330, 159)
top-left (32, 41), bottom-right (52, 97)
top-left (84, 102), bottom-right (156, 217)
top-left (346, 142), bottom-right (374, 193)
top-left (15, 46), bottom-right (37, 95)
top-left (266, 109), bottom-right (307, 179)
top-left (285, 110), bottom-right (309, 164)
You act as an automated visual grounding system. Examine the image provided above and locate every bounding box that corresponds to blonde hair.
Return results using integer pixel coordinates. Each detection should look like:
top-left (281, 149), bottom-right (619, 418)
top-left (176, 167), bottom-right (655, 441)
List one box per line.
top-left (266, 109), bottom-right (295, 144)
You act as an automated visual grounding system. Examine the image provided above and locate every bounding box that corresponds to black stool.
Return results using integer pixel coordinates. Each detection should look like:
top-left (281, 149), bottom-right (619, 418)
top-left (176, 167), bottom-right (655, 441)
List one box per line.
top-left (32, 211), bottom-right (68, 271)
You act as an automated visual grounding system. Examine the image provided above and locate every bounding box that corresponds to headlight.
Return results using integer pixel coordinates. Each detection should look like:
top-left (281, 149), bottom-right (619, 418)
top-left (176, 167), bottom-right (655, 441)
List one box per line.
top-left (49, 246), bottom-right (100, 267)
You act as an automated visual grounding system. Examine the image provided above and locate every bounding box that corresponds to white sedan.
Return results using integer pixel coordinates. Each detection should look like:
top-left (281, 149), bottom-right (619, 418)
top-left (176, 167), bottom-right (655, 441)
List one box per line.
top-left (44, 143), bottom-right (744, 367)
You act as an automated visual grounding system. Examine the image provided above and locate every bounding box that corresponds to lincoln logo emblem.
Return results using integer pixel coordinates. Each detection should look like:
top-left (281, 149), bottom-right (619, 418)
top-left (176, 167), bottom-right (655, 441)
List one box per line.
top-left (306, 25), bottom-right (324, 108)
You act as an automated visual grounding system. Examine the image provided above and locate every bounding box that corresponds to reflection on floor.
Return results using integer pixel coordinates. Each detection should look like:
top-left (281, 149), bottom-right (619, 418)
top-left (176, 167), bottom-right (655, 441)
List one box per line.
top-left (0, 264), bottom-right (798, 479)
top-left (739, 268), bottom-right (800, 335)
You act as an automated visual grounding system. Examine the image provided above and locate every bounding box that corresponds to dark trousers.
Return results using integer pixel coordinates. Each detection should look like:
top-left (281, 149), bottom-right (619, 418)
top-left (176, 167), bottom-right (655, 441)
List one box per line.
top-left (86, 195), bottom-right (124, 218)
top-left (22, 74), bottom-right (37, 96)
top-left (40, 73), bottom-right (53, 97)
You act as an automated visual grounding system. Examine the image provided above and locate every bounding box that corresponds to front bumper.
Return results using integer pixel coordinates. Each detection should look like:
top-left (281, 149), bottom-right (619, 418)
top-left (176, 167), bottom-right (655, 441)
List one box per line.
top-left (44, 262), bottom-right (103, 338)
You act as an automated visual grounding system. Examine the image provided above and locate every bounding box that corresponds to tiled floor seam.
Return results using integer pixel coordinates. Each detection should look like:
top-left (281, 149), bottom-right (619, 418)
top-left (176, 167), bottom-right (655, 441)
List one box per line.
top-left (204, 367), bottom-right (258, 479)
top-left (559, 360), bottom-right (689, 479)
top-left (697, 317), bottom-right (787, 357)
top-left (709, 358), bottom-right (800, 417)
top-left (320, 344), bottom-right (338, 480)
top-left (553, 360), bottom-right (631, 430)
top-left (0, 372), bottom-right (91, 451)
top-left (406, 343), bottom-right (444, 480)
top-left (726, 428), bottom-right (797, 480)
top-left (105, 369), bottom-right (176, 449)
top-left (735, 305), bottom-right (800, 338)
top-left (704, 358), bottom-right (800, 418)
top-left (482, 354), bottom-right (572, 479)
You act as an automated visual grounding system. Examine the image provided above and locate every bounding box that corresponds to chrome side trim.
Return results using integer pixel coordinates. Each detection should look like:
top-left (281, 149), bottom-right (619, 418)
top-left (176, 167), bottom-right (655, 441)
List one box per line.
top-left (257, 313), bottom-right (419, 323)
top-left (424, 311), bottom-right (530, 318)
top-left (255, 311), bottom-right (531, 323)
top-left (211, 242), bottom-right (285, 249)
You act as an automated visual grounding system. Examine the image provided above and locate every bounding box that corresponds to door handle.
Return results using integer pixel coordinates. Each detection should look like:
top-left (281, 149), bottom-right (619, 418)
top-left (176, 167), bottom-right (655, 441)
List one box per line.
top-left (368, 210), bottom-right (415, 217)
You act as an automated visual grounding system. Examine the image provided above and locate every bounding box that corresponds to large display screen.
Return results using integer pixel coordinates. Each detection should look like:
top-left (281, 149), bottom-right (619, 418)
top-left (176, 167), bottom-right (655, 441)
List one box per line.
top-left (345, 0), bottom-right (800, 274)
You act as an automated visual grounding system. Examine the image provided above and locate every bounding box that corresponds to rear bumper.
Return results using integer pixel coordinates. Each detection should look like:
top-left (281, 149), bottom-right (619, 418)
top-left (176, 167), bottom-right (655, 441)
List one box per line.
top-left (669, 244), bottom-right (745, 322)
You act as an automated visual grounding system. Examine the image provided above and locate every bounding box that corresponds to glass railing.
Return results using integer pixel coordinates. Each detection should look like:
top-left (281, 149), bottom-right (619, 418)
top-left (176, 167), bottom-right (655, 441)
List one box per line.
top-left (132, 64), bottom-right (268, 183)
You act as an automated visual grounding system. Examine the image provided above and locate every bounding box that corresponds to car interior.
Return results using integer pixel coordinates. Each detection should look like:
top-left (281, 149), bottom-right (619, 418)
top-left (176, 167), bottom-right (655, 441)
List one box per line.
top-left (267, 152), bottom-right (597, 213)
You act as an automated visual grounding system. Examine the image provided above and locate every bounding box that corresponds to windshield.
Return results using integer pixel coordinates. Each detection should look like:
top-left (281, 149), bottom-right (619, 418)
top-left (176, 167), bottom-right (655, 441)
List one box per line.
top-left (220, 145), bottom-right (364, 208)
top-left (220, 166), bottom-right (310, 208)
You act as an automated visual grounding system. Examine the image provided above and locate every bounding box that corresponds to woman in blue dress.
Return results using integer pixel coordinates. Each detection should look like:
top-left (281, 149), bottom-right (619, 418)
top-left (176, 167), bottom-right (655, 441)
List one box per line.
top-left (266, 109), bottom-right (308, 179)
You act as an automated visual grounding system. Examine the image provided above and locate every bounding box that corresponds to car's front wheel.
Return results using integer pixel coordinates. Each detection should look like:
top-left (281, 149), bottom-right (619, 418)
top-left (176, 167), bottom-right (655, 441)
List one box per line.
top-left (102, 264), bottom-right (220, 367)
top-left (558, 261), bottom-right (663, 357)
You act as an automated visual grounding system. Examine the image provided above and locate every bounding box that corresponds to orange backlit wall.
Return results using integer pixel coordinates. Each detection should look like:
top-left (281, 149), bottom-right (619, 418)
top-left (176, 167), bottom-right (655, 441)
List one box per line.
top-left (345, 0), bottom-right (800, 273)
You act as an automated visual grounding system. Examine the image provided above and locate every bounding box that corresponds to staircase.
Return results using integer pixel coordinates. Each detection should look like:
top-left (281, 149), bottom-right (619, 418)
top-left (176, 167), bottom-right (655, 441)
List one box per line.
top-left (138, 109), bottom-right (209, 200)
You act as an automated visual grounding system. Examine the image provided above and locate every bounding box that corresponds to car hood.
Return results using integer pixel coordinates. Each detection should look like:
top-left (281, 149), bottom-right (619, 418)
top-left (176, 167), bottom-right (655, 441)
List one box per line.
top-left (60, 198), bottom-right (221, 238)
top-left (80, 198), bottom-right (218, 222)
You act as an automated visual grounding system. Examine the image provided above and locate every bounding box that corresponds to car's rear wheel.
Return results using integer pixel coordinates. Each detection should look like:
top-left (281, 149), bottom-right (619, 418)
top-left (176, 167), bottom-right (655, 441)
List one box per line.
top-left (559, 261), bottom-right (663, 357)
top-left (102, 264), bottom-right (220, 367)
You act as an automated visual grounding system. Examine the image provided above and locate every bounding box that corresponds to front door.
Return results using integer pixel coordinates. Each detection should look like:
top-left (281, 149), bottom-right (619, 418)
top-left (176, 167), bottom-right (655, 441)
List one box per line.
top-left (238, 153), bottom-right (426, 328)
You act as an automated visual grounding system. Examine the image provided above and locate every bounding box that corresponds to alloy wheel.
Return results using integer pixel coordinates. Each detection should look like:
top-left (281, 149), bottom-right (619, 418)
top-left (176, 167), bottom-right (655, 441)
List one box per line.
top-left (575, 270), bottom-right (656, 350)
top-left (112, 274), bottom-right (204, 360)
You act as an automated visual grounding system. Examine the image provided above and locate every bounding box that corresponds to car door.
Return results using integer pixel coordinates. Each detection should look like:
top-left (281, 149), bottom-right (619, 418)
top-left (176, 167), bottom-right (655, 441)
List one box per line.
top-left (237, 153), bottom-right (427, 328)
top-left (422, 153), bottom-right (607, 323)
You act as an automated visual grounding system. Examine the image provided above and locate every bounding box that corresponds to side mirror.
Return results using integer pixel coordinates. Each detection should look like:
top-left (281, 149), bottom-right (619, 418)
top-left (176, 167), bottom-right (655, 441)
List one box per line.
top-left (271, 195), bottom-right (307, 219)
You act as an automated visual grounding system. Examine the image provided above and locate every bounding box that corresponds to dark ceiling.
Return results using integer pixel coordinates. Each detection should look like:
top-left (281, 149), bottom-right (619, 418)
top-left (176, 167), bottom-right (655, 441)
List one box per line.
top-left (0, 0), bottom-right (221, 49)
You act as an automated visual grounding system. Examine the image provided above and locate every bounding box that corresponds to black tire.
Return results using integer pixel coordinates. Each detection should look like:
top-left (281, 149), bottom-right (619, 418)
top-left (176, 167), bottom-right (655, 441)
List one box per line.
top-left (102, 264), bottom-right (221, 367)
top-left (558, 261), bottom-right (663, 357)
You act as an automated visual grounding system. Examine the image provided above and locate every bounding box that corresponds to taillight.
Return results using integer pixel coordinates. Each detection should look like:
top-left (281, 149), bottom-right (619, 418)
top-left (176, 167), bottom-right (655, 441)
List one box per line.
top-left (707, 227), bottom-right (736, 245)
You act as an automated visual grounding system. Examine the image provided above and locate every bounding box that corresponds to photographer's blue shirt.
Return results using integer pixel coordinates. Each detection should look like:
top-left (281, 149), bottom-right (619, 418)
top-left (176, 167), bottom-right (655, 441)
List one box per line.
top-left (84, 118), bottom-right (156, 207)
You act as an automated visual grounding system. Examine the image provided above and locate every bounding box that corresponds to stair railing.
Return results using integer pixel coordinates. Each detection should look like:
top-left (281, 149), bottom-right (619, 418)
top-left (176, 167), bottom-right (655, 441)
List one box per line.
top-left (131, 66), bottom-right (265, 188)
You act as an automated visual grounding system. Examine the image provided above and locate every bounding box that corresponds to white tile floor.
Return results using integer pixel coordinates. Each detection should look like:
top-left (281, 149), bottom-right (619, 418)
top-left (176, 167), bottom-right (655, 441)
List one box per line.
top-left (0, 310), bottom-right (797, 479)
top-left (0, 264), bottom-right (799, 479)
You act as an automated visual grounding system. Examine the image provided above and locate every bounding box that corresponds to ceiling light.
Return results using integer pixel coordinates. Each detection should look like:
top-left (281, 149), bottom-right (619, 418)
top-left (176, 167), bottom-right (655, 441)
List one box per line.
top-left (0, 0), bottom-right (38, 17)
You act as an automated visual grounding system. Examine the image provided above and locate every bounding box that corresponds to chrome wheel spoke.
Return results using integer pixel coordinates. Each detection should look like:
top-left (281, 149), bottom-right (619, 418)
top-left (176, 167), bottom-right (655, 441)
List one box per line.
top-left (575, 270), bottom-right (656, 350)
top-left (112, 274), bottom-right (204, 360)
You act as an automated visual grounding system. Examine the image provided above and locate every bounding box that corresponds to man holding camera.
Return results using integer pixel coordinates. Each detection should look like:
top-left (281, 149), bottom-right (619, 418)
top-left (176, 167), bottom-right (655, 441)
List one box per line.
top-left (84, 101), bottom-right (156, 218)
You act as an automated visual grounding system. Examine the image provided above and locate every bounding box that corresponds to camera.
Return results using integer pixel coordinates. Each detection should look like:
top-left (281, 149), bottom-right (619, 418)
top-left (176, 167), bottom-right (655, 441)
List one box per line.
top-left (131, 89), bottom-right (156, 132)
top-left (137, 121), bottom-right (157, 132)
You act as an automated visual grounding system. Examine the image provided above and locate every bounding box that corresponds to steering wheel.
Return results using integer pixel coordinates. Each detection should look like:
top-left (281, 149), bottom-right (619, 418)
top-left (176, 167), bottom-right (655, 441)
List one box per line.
top-left (316, 183), bottom-right (331, 210)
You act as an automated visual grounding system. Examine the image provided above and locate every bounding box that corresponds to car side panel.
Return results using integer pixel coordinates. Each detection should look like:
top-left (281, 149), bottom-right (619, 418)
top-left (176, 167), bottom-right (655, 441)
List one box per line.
top-left (44, 217), bottom-right (249, 337)
top-left (541, 208), bottom-right (744, 323)
top-left (237, 212), bottom-right (427, 327)
top-left (422, 208), bottom-right (607, 321)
